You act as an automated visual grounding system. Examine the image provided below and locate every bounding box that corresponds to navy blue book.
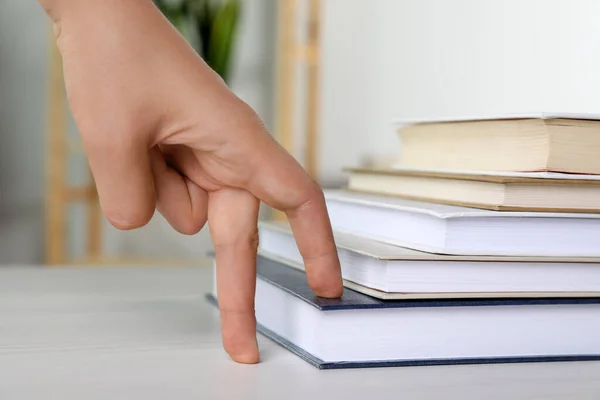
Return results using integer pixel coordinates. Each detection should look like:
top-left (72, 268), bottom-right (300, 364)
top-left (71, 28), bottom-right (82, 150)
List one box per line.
top-left (207, 255), bottom-right (600, 369)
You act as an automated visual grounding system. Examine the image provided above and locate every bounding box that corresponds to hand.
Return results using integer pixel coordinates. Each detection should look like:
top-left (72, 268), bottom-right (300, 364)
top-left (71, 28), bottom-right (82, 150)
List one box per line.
top-left (40, 0), bottom-right (343, 363)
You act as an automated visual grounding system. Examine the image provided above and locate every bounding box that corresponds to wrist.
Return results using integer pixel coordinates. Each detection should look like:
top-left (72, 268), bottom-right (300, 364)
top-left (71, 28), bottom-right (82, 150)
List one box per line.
top-left (39, 0), bottom-right (154, 24)
top-left (38, 0), bottom-right (71, 22)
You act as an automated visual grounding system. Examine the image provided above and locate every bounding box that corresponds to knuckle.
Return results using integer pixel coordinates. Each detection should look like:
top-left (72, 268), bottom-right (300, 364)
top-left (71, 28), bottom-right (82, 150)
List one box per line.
top-left (105, 207), bottom-right (154, 231)
top-left (248, 228), bottom-right (260, 250)
top-left (213, 227), bottom-right (260, 252)
top-left (79, 116), bottom-right (142, 155)
top-left (308, 181), bottom-right (326, 201)
top-left (176, 217), bottom-right (207, 236)
top-left (285, 182), bottom-right (325, 215)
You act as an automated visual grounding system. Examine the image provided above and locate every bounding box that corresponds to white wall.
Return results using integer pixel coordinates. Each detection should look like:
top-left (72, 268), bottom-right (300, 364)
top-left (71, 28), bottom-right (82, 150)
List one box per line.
top-left (7, 0), bottom-right (600, 262)
top-left (320, 0), bottom-right (600, 184)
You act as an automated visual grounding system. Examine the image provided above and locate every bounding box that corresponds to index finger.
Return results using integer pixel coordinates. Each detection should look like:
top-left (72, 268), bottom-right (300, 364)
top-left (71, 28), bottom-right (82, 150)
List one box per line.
top-left (246, 135), bottom-right (343, 299)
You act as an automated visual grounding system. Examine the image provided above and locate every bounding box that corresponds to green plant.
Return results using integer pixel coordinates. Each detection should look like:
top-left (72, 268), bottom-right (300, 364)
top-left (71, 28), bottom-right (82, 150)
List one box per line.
top-left (154, 0), bottom-right (241, 83)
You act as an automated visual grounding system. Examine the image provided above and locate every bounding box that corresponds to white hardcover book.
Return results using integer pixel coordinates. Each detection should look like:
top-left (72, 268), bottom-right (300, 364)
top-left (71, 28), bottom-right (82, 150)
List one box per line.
top-left (324, 190), bottom-right (600, 257)
top-left (258, 221), bottom-right (600, 299)
top-left (209, 256), bottom-right (600, 369)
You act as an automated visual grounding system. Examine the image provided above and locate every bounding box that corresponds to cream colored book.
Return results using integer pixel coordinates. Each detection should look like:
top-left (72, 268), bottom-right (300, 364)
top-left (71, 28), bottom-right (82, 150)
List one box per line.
top-left (345, 167), bottom-right (600, 212)
top-left (258, 221), bottom-right (600, 299)
top-left (394, 113), bottom-right (600, 174)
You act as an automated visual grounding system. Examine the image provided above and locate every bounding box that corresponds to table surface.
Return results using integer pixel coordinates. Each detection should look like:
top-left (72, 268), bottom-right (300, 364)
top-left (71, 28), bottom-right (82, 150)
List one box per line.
top-left (0, 265), bottom-right (599, 399)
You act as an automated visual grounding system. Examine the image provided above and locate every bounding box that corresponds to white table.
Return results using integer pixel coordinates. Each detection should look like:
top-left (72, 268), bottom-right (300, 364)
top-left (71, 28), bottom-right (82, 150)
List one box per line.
top-left (0, 265), bottom-right (599, 399)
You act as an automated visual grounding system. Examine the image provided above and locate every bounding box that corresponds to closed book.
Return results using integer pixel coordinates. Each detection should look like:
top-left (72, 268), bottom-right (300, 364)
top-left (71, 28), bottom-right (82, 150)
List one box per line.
top-left (345, 167), bottom-right (600, 212)
top-left (324, 189), bottom-right (600, 257)
top-left (207, 255), bottom-right (600, 369)
top-left (394, 113), bottom-right (600, 174)
top-left (258, 221), bottom-right (600, 299)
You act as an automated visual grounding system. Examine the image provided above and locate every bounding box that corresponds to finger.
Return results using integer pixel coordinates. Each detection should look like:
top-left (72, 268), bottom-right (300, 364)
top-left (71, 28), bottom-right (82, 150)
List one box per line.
top-left (149, 147), bottom-right (208, 235)
top-left (158, 144), bottom-right (223, 191)
top-left (209, 188), bottom-right (260, 364)
top-left (84, 134), bottom-right (155, 230)
top-left (244, 135), bottom-right (343, 299)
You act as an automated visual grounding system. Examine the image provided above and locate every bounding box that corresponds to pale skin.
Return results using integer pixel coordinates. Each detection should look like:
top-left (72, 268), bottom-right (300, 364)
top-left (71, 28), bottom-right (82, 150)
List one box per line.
top-left (38, 0), bottom-right (343, 364)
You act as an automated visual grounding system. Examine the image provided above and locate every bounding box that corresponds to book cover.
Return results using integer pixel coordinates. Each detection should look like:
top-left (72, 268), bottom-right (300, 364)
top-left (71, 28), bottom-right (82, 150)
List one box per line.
top-left (207, 255), bottom-right (600, 369)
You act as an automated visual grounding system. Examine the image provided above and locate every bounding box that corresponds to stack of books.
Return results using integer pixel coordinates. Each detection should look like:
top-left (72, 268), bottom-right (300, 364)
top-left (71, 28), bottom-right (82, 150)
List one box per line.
top-left (209, 113), bottom-right (600, 369)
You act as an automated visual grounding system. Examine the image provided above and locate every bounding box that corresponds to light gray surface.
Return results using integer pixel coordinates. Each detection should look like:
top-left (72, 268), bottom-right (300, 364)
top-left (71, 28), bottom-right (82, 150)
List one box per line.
top-left (0, 266), bottom-right (599, 399)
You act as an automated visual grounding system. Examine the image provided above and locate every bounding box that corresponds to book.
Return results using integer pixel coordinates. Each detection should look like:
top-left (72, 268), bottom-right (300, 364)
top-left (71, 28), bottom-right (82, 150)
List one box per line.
top-left (207, 255), bottom-right (600, 369)
top-left (394, 114), bottom-right (600, 174)
top-left (324, 189), bottom-right (600, 257)
top-left (344, 167), bottom-right (600, 212)
top-left (258, 221), bottom-right (600, 299)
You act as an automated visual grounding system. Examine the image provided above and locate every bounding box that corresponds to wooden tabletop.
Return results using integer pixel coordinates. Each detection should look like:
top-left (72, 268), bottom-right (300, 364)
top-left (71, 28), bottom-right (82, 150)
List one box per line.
top-left (0, 265), bottom-right (599, 399)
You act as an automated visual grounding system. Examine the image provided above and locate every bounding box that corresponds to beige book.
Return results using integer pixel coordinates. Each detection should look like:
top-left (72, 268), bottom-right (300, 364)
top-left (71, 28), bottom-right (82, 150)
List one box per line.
top-left (345, 167), bottom-right (600, 212)
top-left (395, 114), bottom-right (600, 174)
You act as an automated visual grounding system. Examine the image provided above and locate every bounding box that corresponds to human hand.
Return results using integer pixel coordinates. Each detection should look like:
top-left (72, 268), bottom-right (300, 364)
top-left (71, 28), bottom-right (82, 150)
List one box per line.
top-left (39, 0), bottom-right (343, 363)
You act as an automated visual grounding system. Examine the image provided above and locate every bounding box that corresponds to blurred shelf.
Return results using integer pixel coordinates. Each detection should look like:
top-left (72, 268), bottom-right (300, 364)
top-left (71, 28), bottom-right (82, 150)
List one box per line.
top-left (71, 255), bottom-right (213, 268)
top-left (272, 0), bottom-right (321, 222)
top-left (45, 34), bottom-right (102, 266)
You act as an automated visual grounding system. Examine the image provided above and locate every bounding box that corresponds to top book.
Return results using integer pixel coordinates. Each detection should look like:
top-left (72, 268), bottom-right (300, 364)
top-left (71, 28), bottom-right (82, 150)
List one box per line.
top-left (394, 113), bottom-right (600, 174)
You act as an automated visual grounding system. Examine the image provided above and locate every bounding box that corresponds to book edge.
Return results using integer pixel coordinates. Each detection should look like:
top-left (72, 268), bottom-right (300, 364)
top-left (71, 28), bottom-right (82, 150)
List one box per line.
top-left (346, 187), bottom-right (600, 214)
top-left (254, 254), bottom-right (600, 308)
top-left (345, 166), bottom-right (600, 184)
top-left (342, 280), bottom-right (600, 300)
top-left (258, 221), bottom-right (600, 263)
top-left (325, 189), bottom-right (600, 219)
top-left (257, 250), bottom-right (600, 299)
top-left (391, 112), bottom-right (600, 127)
top-left (205, 293), bottom-right (600, 370)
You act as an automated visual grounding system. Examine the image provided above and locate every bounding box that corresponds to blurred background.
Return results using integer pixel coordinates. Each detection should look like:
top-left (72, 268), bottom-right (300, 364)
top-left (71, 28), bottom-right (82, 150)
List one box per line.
top-left (2, 0), bottom-right (600, 266)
